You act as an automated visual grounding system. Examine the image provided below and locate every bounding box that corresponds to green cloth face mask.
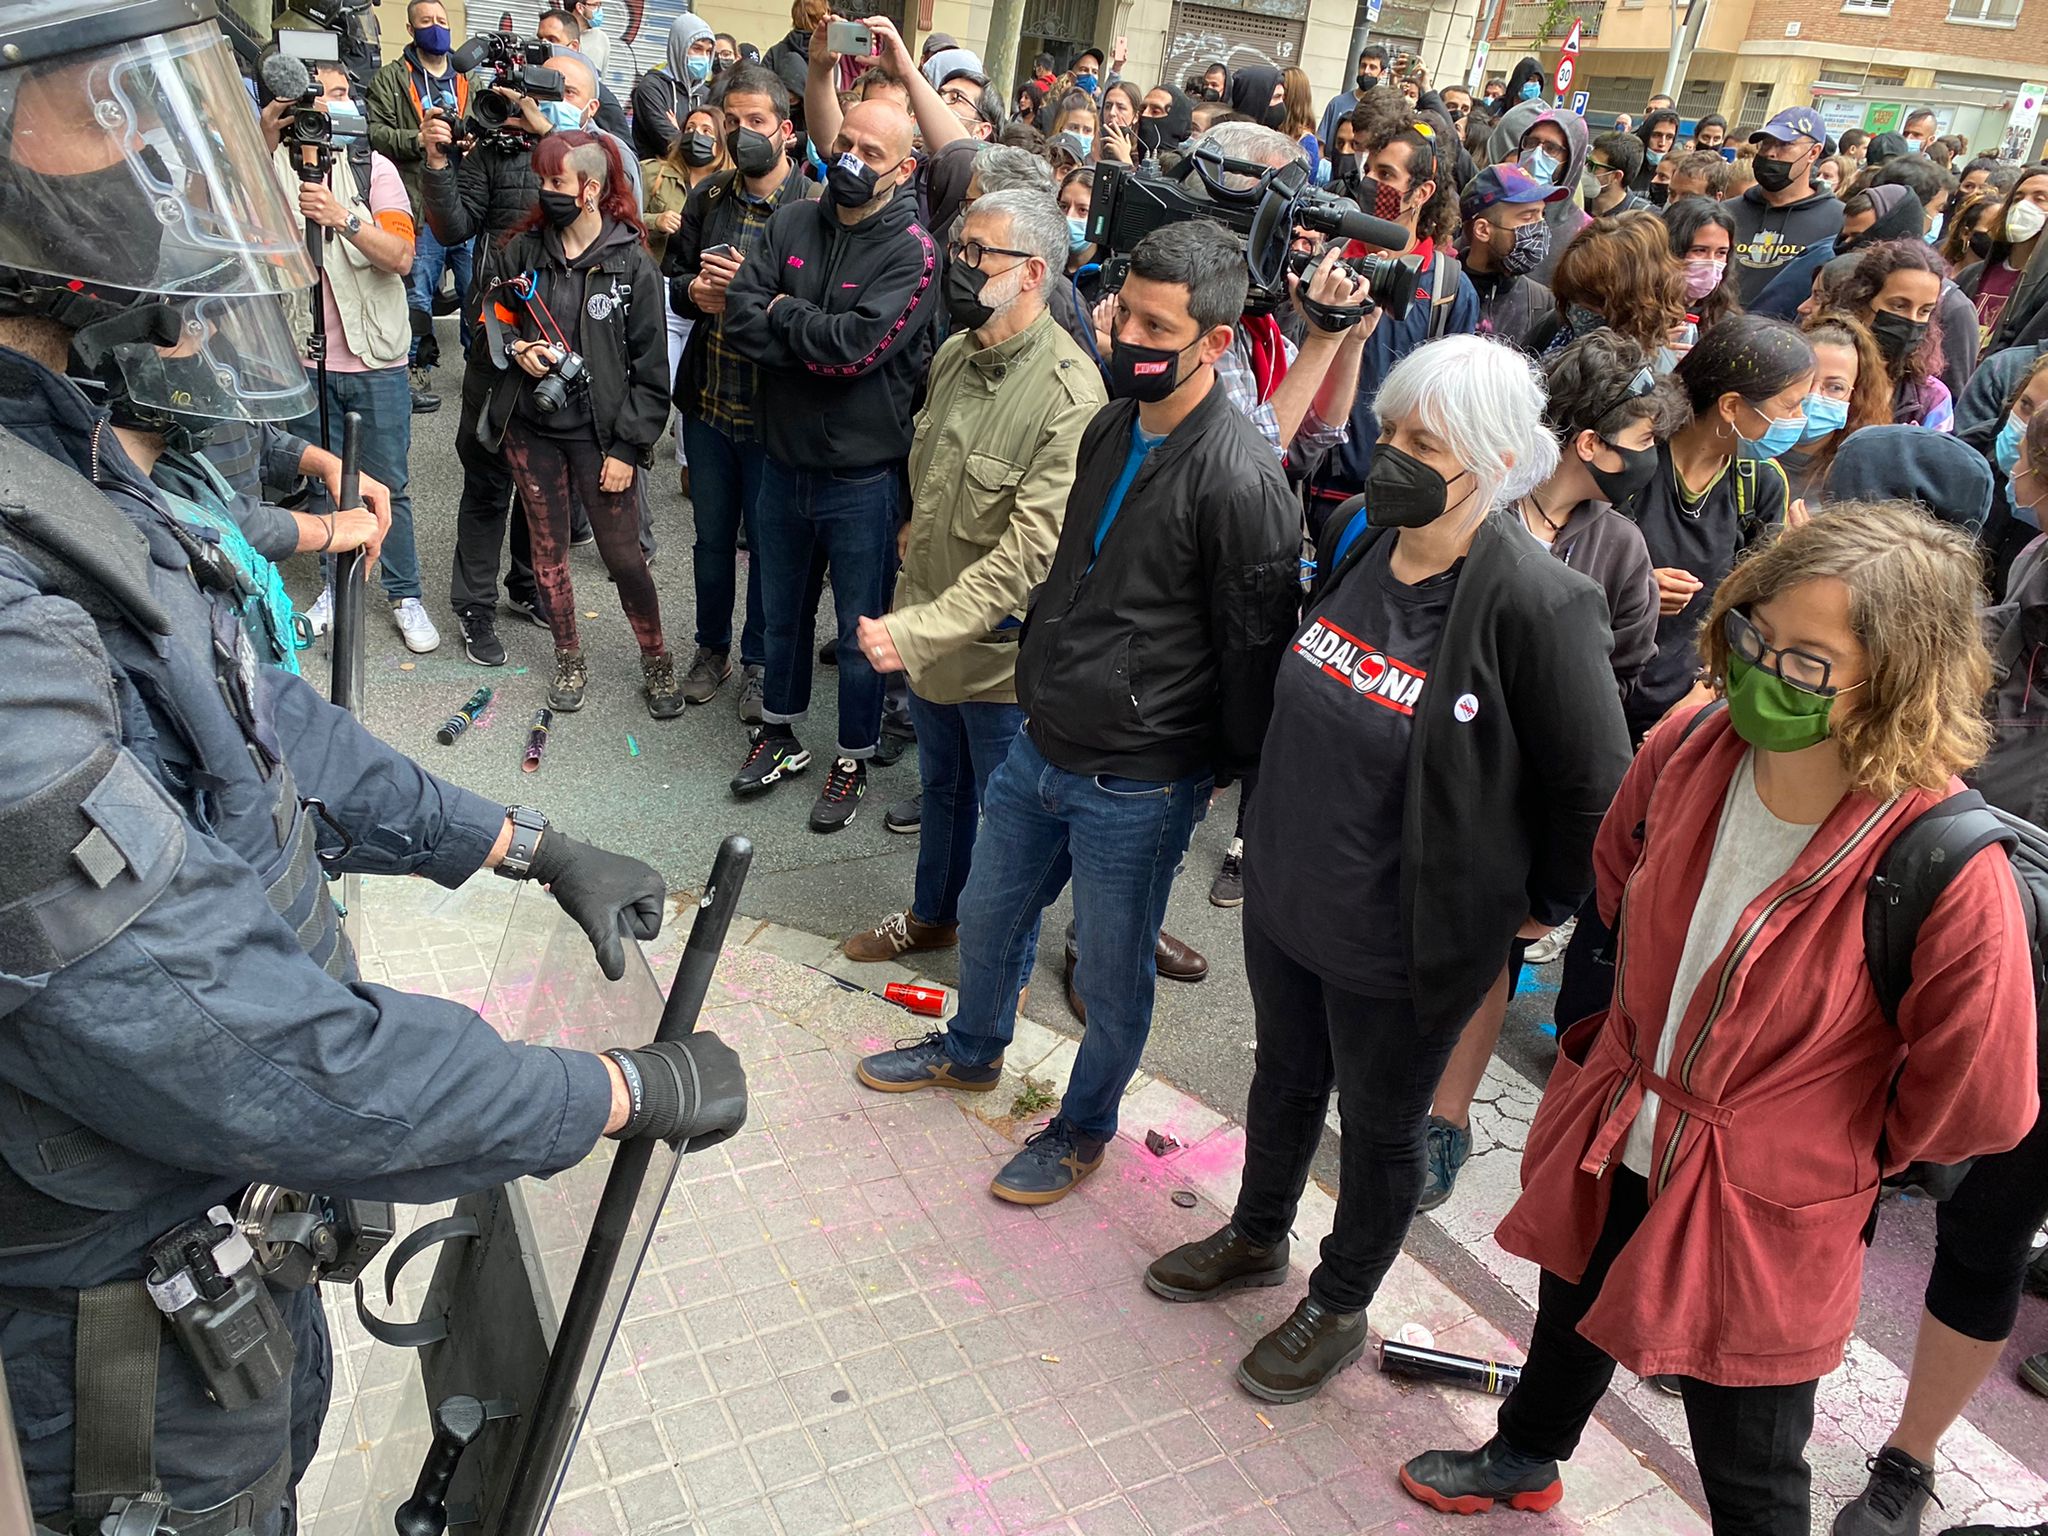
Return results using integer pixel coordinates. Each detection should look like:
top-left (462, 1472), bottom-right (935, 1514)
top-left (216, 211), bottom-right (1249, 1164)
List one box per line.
top-left (1724, 653), bottom-right (1840, 753)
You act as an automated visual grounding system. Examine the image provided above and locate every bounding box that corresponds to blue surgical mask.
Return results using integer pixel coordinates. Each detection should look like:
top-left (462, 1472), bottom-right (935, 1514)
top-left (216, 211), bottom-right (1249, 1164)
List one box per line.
top-left (1074, 72), bottom-right (1098, 95)
top-left (587, 4), bottom-right (605, 23)
top-left (1519, 80), bottom-right (1541, 101)
top-left (1066, 215), bottom-right (1089, 254)
top-left (1800, 392), bottom-right (1849, 441)
top-left (686, 54), bottom-right (712, 81)
top-left (1519, 146), bottom-right (1560, 183)
top-left (1645, 148), bottom-right (1664, 165)
top-left (1737, 407), bottom-right (1807, 461)
top-left (1998, 415), bottom-right (2026, 473)
top-left (2011, 468), bottom-right (2041, 528)
top-left (1926, 212), bottom-right (1945, 244)
top-left (413, 22), bottom-right (452, 54)
top-left (540, 99), bottom-right (586, 133)
top-left (1905, 137), bottom-right (1925, 154)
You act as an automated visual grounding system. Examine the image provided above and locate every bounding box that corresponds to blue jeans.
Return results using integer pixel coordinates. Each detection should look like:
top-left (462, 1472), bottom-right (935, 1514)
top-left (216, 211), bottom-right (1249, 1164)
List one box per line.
top-left (407, 215), bottom-right (472, 363)
top-left (286, 364), bottom-right (420, 600)
top-left (755, 457), bottom-right (897, 758)
top-left (908, 691), bottom-right (1026, 928)
top-left (681, 415), bottom-right (767, 666)
top-left (945, 732), bottom-right (1210, 1141)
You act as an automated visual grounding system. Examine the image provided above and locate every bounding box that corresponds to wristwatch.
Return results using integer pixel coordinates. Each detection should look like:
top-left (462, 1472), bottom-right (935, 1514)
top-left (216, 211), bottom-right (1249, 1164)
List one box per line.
top-left (494, 805), bottom-right (549, 880)
top-left (342, 210), bottom-right (363, 237)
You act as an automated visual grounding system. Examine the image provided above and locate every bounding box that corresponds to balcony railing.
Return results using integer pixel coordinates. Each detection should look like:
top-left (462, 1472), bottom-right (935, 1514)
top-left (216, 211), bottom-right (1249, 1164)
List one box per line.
top-left (1504, 2), bottom-right (1605, 39)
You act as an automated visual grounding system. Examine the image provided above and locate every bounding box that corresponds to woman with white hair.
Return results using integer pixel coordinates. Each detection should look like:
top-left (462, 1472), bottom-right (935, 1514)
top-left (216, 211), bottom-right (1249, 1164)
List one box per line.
top-left (1143, 334), bottom-right (1633, 1405)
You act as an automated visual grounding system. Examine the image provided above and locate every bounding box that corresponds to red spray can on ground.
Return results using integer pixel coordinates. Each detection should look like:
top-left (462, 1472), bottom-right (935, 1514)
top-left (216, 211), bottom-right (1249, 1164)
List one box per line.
top-left (884, 982), bottom-right (948, 1017)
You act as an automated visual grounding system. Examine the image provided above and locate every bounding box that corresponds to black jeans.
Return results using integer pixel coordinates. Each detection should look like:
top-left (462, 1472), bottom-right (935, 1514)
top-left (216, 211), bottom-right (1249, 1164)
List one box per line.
top-left (1497, 1169), bottom-right (1819, 1536)
top-left (449, 362), bottom-right (537, 615)
top-left (1927, 1097), bottom-right (2048, 1340)
top-left (1231, 918), bottom-right (1469, 1313)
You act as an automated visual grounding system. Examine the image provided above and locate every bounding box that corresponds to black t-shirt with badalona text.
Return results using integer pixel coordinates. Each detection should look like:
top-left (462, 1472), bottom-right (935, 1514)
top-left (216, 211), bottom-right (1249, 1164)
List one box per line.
top-left (1243, 537), bottom-right (1457, 996)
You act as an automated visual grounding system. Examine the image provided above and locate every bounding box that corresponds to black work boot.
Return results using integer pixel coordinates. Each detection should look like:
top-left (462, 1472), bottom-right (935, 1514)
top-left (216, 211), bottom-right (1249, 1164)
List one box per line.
top-left (1145, 1223), bottom-right (1290, 1302)
top-left (1400, 1438), bottom-right (1565, 1515)
top-left (1833, 1446), bottom-right (1940, 1535)
top-left (1236, 1294), bottom-right (1368, 1402)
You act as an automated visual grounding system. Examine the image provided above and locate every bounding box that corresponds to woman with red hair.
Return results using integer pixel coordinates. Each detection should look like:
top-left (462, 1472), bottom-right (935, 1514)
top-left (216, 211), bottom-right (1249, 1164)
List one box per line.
top-left (482, 130), bottom-right (680, 716)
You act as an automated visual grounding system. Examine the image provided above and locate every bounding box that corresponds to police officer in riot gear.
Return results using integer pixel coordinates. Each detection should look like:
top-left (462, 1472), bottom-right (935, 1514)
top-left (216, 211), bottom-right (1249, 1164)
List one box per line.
top-left (0, 4), bottom-right (748, 1531)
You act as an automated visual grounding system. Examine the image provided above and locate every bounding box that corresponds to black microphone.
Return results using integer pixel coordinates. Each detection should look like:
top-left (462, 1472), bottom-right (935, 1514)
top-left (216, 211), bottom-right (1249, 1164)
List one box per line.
top-left (1326, 204), bottom-right (1418, 253)
top-left (259, 51), bottom-right (312, 106)
top-left (450, 37), bottom-right (490, 74)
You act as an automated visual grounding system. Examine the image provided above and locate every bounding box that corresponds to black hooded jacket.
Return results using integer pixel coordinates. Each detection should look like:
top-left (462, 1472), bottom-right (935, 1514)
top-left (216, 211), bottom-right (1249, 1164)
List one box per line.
top-left (1227, 65), bottom-right (1284, 128)
top-left (1496, 57), bottom-right (1544, 117)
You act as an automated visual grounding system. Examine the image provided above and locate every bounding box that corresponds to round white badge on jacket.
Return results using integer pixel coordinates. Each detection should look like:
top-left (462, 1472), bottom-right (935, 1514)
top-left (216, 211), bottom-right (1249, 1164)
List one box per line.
top-left (1454, 693), bottom-right (1479, 722)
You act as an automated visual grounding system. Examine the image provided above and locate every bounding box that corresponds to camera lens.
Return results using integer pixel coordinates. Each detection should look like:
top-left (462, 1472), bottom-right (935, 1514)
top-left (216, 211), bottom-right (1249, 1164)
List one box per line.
top-left (532, 372), bottom-right (567, 414)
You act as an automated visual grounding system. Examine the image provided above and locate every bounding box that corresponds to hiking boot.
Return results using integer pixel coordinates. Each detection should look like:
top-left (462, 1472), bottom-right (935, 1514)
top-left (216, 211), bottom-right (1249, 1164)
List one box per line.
top-left (810, 756), bottom-right (867, 833)
top-left (736, 664), bottom-right (766, 725)
top-left (548, 649), bottom-right (588, 711)
top-left (1418, 1115), bottom-right (1473, 1212)
top-left (732, 729), bottom-right (809, 797)
top-left (1400, 1438), bottom-right (1566, 1516)
top-left (843, 910), bottom-right (958, 963)
top-left (643, 652), bottom-right (684, 720)
top-left (459, 606), bottom-right (505, 667)
top-left (1209, 838), bottom-right (1244, 908)
top-left (2022, 1350), bottom-right (2048, 1398)
top-left (1833, 1447), bottom-right (1940, 1535)
top-left (855, 1031), bottom-right (1002, 1094)
top-left (884, 796), bottom-right (922, 834)
top-left (1145, 1223), bottom-right (1290, 1302)
top-left (1237, 1295), bottom-right (1369, 1402)
top-left (990, 1118), bottom-right (1106, 1206)
top-left (1525, 915), bottom-right (1578, 966)
top-left (391, 597), bottom-right (441, 654)
top-left (682, 646), bottom-right (730, 705)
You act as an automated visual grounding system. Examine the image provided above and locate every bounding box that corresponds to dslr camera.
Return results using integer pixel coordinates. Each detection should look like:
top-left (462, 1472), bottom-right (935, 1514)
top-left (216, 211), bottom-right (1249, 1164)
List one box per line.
top-left (532, 349), bottom-right (589, 415)
top-left (1083, 149), bottom-right (1423, 321)
top-left (452, 33), bottom-right (567, 131)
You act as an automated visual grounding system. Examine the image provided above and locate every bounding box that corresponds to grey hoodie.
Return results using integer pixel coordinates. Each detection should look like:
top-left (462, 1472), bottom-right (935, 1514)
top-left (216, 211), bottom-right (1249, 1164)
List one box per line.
top-left (1486, 101), bottom-right (1590, 284)
top-left (630, 13), bottom-right (715, 159)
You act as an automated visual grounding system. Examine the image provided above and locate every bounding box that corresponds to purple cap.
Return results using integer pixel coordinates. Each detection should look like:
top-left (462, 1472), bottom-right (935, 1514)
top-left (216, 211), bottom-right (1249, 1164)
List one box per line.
top-left (1752, 106), bottom-right (1825, 145)
top-left (1460, 163), bottom-right (1570, 223)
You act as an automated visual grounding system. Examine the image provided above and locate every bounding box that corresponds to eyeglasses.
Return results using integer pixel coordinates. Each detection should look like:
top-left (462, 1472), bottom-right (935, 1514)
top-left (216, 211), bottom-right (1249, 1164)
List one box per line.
top-left (940, 86), bottom-right (980, 108)
top-left (948, 239), bottom-right (1033, 269)
top-left (1590, 365), bottom-right (1657, 427)
top-left (1588, 161), bottom-right (1618, 176)
top-left (1724, 608), bottom-right (1857, 697)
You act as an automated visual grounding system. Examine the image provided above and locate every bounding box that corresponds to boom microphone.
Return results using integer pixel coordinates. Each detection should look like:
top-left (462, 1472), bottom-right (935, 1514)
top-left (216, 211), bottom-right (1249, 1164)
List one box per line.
top-left (1325, 203), bottom-right (1420, 254)
top-left (259, 51), bottom-right (313, 106)
top-left (450, 37), bottom-right (490, 74)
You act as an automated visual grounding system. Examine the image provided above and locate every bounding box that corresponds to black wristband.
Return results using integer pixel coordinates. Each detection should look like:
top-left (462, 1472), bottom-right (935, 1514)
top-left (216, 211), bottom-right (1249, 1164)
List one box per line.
top-left (605, 1045), bottom-right (686, 1140)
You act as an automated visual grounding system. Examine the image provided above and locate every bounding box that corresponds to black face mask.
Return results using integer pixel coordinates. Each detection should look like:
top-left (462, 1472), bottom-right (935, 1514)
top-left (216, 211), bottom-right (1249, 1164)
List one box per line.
top-left (1587, 439), bottom-right (1658, 508)
top-left (680, 131), bottom-right (718, 168)
top-left (1135, 117), bottom-right (1165, 155)
top-left (1328, 151), bottom-right (1360, 187)
top-left (1871, 310), bottom-right (1929, 362)
top-left (1646, 180), bottom-right (1670, 207)
top-left (1751, 154), bottom-right (1798, 195)
top-left (1366, 442), bottom-right (1470, 529)
top-left (1106, 335), bottom-right (1196, 402)
top-left (943, 258), bottom-right (1004, 331)
top-left (1357, 71), bottom-right (1379, 93)
top-left (537, 188), bottom-right (585, 229)
top-left (727, 125), bottom-right (784, 178)
top-left (827, 153), bottom-right (888, 208)
top-left (1970, 229), bottom-right (1994, 260)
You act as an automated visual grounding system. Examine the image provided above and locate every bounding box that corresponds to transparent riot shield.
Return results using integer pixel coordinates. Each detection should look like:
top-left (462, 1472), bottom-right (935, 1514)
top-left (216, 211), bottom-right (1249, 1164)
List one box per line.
top-left (310, 836), bottom-right (750, 1536)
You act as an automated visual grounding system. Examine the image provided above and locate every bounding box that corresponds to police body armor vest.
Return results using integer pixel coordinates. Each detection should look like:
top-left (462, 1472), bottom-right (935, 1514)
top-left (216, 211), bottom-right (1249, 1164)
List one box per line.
top-left (0, 420), bottom-right (349, 1262)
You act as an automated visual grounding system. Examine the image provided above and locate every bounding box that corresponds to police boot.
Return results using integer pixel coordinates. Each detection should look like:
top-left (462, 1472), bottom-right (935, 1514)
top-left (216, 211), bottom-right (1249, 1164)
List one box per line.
top-left (549, 648), bottom-right (588, 711)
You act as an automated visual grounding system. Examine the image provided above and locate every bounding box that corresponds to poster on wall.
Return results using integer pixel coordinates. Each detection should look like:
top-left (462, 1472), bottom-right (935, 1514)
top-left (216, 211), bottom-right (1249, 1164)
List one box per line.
top-left (2005, 83), bottom-right (2046, 163)
top-left (1863, 100), bottom-right (1903, 134)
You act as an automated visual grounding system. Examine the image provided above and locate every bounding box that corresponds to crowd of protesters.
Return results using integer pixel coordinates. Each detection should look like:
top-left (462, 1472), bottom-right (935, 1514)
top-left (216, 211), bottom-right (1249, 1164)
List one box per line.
top-left (219, 12), bottom-right (2048, 1533)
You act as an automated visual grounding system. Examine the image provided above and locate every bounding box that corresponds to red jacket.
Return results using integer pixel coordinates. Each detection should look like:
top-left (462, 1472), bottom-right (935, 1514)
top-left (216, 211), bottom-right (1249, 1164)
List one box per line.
top-left (1497, 706), bottom-right (2040, 1386)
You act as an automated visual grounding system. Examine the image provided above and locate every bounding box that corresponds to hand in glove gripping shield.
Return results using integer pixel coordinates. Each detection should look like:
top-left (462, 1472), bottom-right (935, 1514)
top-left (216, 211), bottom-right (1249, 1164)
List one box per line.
top-left (527, 831), bottom-right (666, 982)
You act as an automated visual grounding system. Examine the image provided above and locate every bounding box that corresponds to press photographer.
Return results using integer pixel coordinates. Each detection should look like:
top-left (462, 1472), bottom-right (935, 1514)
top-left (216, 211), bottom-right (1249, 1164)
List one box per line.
top-left (478, 132), bottom-right (679, 717)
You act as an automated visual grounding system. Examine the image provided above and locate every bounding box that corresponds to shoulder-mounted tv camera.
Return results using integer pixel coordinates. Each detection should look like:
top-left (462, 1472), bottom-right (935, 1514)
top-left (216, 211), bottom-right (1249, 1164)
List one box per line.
top-left (453, 33), bottom-right (566, 133)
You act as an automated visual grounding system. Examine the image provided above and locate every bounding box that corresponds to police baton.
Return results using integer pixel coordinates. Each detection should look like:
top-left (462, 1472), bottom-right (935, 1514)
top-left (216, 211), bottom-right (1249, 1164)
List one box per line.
top-left (493, 835), bottom-right (755, 1536)
top-left (330, 410), bottom-right (367, 718)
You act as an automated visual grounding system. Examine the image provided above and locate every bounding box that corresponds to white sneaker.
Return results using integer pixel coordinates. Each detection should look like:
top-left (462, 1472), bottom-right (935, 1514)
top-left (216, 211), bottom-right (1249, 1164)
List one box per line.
top-left (391, 597), bottom-right (442, 654)
top-left (303, 584), bottom-right (334, 637)
top-left (1524, 915), bottom-right (1578, 967)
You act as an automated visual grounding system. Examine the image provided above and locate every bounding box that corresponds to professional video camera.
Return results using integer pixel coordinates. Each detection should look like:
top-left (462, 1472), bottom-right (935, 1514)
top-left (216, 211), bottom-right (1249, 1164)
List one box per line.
top-left (1083, 148), bottom-right (1424, 321)
top-left (452, 32), bottom-right (566, 131)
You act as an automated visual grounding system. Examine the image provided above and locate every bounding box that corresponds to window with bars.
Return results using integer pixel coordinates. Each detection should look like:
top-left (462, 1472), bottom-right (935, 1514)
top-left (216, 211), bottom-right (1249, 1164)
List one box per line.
top-left (1733, 82), bottom-right (1774, 132)
top-left (1839, 0), bottom-right (1892, 14)
top-left (1947, 0), bottom-right (2022, 21)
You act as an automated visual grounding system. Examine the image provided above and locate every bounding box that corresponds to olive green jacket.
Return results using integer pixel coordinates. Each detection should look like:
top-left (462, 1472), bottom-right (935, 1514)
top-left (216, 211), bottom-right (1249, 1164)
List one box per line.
top-left (886, 308), bottom-right (1106, 705)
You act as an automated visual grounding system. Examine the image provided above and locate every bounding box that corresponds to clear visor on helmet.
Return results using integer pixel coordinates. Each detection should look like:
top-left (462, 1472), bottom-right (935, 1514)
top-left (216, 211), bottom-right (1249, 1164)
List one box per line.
top-left (112, 292), bottom-right (316, 425)
top-left (0, 21), bottom-right (317, 299)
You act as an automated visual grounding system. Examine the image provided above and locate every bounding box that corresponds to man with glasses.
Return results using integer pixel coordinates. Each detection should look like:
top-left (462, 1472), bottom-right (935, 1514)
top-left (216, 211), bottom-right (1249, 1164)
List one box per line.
top-left (926, 48), bottom-right (1003, 142)
top-left (1586, 131), bottom-right (1651, 217)
top-left (838, 190), bottom-right (1103, 966)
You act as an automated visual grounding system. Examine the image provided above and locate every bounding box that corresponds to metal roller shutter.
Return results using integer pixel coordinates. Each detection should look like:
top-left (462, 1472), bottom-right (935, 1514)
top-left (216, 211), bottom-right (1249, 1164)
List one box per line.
top-left (1161, 2), bottom-right (1309, 90)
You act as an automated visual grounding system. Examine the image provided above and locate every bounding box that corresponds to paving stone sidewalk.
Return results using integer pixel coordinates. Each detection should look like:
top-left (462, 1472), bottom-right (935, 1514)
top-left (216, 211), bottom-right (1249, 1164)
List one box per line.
top-left (300, 878), bottom-right (1707, 1536)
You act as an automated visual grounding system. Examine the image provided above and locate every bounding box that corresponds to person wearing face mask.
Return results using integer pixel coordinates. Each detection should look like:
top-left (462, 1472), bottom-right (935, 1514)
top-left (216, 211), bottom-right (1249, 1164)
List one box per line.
top-left (1776, 313), bottom-right (1886, 502)
top-left (570, 0), bottom-right (611, 76)
top-left (1837, 239), bottom-right (1955, 431)
top-left (367, 0), bottom-right (471, 408)
top-left (629, 12), bottom-right (718, 161)
top-left (1586, 130), bottom-right (1651, 217)
top-left (1723, 107), bottom-right (1844, 309)
top-left (535, 10), bottom-right (632, 142)
top-left (1403, 501), bottom-right (2037, 1533)
top-left (855, 220), bottom-right (1300, 1208)
top-left (1958, 166), bottom-right (2048, 352)
top-left (1458, 163), bottom-right (1566, 351)
top-left (642, 104), bottom-right (727, 499)
top-left (1317, 43), bottom-right (1387, 150)
top-left (667, 64), bottom-right (816, 720)
top-left (483, 132), bottom-right (678, 716)
top-left (1621, 314), bottom-right (1810, 739)
top-left (1632, 108), bottom-right (1680, 194)
top-left (1494, 56), bottom-right (1546, 118)
top-left (1663, 194), bottom-right (1740, 338)
top-left (1137, 82), bottom-right (1197, 163)
top-left (1485, 101), bottom-right (1591, 283)
top-left (1144, 332), bottom-right (1629, 1402)
top-left (723, 99), bottom-right (940, 831)
top-left (1525, 211), bottom-right (1689, 369)
top-left (836, 191), bottom-right (1104, 968)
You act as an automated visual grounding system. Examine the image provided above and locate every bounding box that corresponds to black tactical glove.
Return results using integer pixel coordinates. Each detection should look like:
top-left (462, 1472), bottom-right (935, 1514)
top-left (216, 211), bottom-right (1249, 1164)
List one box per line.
top-left (603, 1035), bottom-right (748, 1148)
top-left (527, 831), bottom-right (665, 982)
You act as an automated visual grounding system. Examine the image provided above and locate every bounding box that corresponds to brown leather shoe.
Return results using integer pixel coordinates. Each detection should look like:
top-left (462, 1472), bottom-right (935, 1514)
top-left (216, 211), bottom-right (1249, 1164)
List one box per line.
top-left (843, 910), bottom-right (959, 963)
top-left (1155, 929), bottom-right (1208, 982)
